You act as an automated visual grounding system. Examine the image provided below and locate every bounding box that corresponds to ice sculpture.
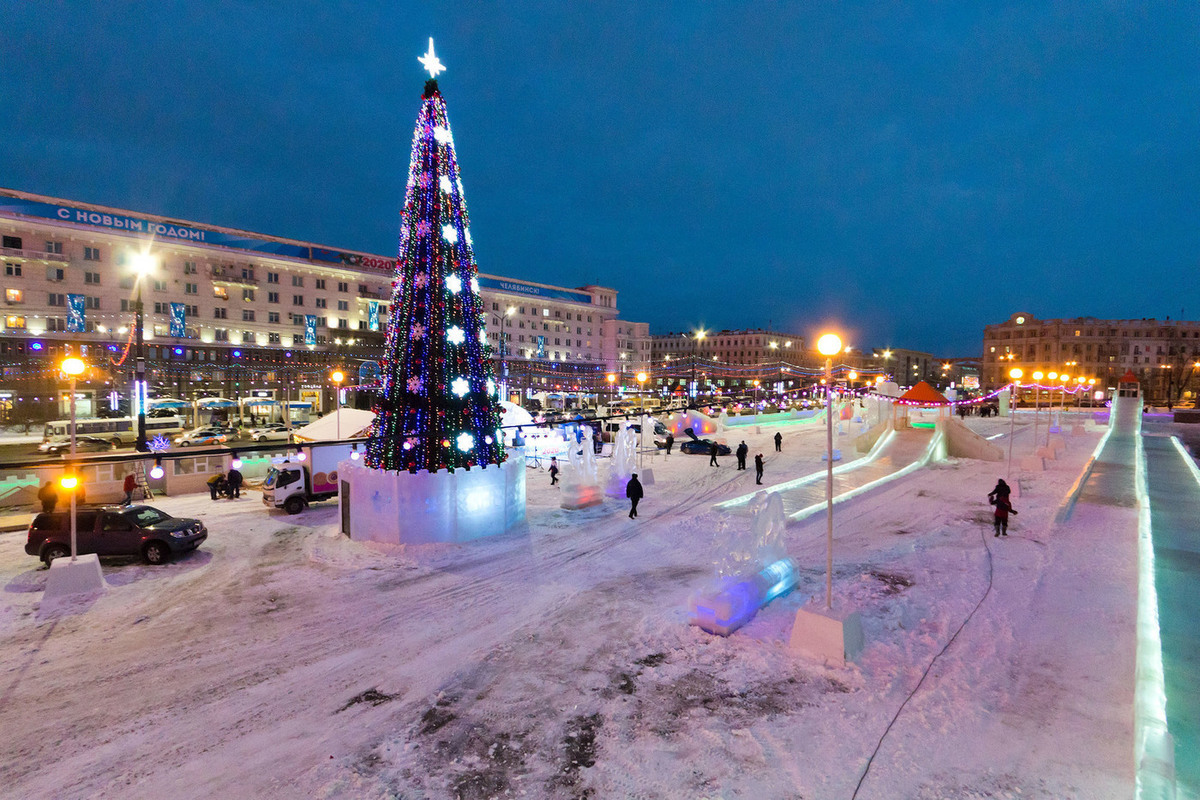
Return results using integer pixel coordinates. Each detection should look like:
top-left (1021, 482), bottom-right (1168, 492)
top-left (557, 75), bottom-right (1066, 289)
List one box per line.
top-left (560, 433), bottom-right (602, 509)
top-left (606, 422), bottom-right (639, 496)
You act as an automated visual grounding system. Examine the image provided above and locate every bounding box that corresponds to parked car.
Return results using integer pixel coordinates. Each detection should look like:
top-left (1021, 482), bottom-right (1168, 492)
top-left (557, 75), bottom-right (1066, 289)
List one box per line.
top-left (248, 423), bottom-right (292, 442)
top-left (174, 427), bottom-right (229, 447)
top-left (25, 505), bottom-right (207, 565)
top-left (679, 428), bottom-right (731, 456)
top-left (37, 436), bottom-right (115, 455)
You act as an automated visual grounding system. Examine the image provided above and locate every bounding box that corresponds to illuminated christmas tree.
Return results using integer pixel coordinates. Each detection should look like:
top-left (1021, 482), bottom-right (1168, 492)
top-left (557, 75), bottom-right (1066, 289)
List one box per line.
top-left (365, 40), bottom-right (506, 473)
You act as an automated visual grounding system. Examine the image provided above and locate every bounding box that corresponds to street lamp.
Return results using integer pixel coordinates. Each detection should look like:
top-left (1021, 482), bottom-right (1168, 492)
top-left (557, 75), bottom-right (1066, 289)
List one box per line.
top-left (1031, 371), bottom-right (1044, 452)
top-left (131, 251), bottom-right (156, 451)
top-left (689, 329), bottom-right (707, 405)
top-left (753, 379), bottom-right (760, 417)
top-left (330, 369), bottom-right (345, 441)
top-left (60, 356), bottom-right (86, 561)
top-left (636, 371), bottom-right (648, 412)
top-left (1007, 368), bottom-right (1022, 478)
top-left (816, 332), bottom-right (843, 610)
top-left (500, 306), bottom-right (516, 400)
top-left (606, 373), bottom-right (616, 409)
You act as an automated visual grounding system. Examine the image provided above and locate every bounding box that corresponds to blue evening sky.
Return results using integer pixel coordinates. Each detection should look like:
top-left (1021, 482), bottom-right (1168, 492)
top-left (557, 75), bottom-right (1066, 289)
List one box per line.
top-left (2, 2), bottom-right (1197, 355)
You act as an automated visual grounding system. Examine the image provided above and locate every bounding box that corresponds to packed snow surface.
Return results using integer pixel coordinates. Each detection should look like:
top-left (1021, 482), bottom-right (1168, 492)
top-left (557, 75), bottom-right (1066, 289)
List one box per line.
top-left (0, 414), bottom-right (1137, 798)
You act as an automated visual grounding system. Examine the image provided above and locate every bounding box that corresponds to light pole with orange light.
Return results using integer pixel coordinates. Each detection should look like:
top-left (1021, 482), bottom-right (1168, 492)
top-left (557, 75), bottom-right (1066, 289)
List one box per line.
top-left (816, 332), bottom-right (843, 610)
top-left (61, 356), bottom-right (86, 560)
top-left (331, 369), bottom-right (345, 440)
top-left (1007, 367), bottom-right (1022, 478)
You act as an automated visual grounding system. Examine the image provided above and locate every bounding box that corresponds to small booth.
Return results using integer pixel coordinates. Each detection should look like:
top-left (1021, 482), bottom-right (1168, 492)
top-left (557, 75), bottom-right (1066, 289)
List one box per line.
top-left (1117, 370), bottom-right (1140, 398)
top-left (894, 381), bottom-right (949, 428)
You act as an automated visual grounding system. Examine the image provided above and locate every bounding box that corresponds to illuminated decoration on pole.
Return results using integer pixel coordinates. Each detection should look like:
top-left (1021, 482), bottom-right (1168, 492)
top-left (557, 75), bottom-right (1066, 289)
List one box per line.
top-left (364, 51), bottom-right (506, 473)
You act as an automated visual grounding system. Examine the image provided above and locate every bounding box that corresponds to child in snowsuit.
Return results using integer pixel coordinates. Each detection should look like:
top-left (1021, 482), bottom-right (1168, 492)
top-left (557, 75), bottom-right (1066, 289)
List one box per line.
top-left (548, 457), bottom-right (559, 486)
top-left (993, 495), bottom-right (1017, 537)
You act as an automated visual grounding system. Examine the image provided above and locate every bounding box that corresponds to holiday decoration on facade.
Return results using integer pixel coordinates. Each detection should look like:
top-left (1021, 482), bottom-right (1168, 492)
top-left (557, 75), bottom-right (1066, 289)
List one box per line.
top-left (365, 39), bottom-right (506, 474)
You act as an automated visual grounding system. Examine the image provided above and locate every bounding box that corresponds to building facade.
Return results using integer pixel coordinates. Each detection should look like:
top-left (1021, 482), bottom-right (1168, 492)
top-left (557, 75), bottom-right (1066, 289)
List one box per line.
top-left (0, 187), bottom-right (649, 426)
top-left (982, 312), bottom-right (1200, 403)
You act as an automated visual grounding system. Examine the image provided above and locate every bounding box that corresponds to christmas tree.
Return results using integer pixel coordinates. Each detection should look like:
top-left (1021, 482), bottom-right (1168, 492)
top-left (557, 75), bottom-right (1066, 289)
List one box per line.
top-left (365, 40), bottom-right (506, 473)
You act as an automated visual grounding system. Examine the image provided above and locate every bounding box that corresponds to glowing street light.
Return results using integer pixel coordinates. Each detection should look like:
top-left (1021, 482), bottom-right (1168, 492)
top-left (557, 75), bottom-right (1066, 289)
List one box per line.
top-left (131, 251), bottom-right (156, 451)
top-left (816, 332), bottom-right (843, 610)
top-left (690, 329), bottom-right (706, 404)
top-left (1031, 371), bottom-right (1044, 454)
top-left (636, 371), bottom-right (648, 412)
top-left (331, 369), bottom-right (346, 441)
top-left (1007, 367), bottom-right (1023, 478)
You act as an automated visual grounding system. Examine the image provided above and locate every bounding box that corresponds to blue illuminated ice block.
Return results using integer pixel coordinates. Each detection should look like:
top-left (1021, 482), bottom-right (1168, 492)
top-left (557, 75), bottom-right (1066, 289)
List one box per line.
top-left (689, 558), bottom-right (799, 636)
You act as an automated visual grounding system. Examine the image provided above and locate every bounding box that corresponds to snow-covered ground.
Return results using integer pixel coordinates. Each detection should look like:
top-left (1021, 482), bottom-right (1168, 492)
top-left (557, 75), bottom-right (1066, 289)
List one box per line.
top-left (0, 415), bottom-right (1138, 798)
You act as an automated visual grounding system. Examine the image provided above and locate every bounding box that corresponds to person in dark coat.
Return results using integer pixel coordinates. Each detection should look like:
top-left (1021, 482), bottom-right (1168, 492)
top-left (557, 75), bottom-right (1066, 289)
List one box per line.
top-left (665, 433), bottom-right (674, 455)
top-left (626, 473), bottom-right (643, 518)
top-left (38, 480), bottom-right (58, 513)
top-left (987, 479), bottom-right (1011, 505)
top-left (774, 431), bottom-right (783, 452)
top-left (227, 466), bottom-right (244, 498)
top-left (754, 453), bottom-right (764, 485)
top-left (709, 441), bottom-right (720, 467)
top-left (993, 495), bottom-right (1017, 537)
top-left (735, 441), bottom-right (748, 470)
top-left (548, 456), bottom-right (559, 486)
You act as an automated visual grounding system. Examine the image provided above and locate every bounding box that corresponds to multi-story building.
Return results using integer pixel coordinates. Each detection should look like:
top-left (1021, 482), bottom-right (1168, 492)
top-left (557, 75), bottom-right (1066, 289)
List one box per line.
top-left (648, 329), bottom-right (809, 395)
top-left (982, 311), bottom-right (1200, 403)
top-left (0, 187), bottom-right (649, 425)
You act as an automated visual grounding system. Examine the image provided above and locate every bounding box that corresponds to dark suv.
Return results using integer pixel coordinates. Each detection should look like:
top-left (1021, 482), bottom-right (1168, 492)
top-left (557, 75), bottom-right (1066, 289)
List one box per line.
top-left (25, 505), bottom-right (207, 566)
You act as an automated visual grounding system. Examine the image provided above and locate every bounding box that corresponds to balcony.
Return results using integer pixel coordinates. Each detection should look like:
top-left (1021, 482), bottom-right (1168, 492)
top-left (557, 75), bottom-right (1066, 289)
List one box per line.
top-left (357, 288), bottom-right (386, 300)
top-left (210, 267), bottom-right (259, 287)
top-left (1, 246), bottom-right (70, 263)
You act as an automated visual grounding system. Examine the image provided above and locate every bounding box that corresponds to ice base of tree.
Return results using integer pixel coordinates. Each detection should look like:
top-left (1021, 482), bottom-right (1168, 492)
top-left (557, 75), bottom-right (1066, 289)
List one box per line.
top-left (338, 453), bottom-right (526, 544)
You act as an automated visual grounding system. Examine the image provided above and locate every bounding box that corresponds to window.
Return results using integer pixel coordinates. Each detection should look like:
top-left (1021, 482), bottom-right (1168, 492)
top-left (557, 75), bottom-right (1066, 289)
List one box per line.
top-left (543, 308), bottom-right (550, 316)
top-left (338, 281), bottom-right (348, 292)
top-left (267, 272), bottom-right (279, 284)
top-left (83, 271), bottom-right (100, 284)
top-left (315, 278), bottom-right (326, 290)
top-left (83, 247), bottom-right (101, 261)
top-left (242, 309), bottom-right (255, 321)
top-left (315, 298), bottom-right (326, 309)
top-left (213, 286), bottom-right (228, 300)
top-left (358, 284), bottom-right (368, 294)
top-left (292, 334), bottom-right (303, 344)
top-left (48, 267), bottom-right (64, 282)
top-left (293, 295), bottom-right (304, 306)
top-left (1, 236), bottom-right (21, 249)
top-left (85, 297), bottom-right (100, 310)
top-left (188, 305), bottom-right (199, 317)
top-left (214, 329), bottom-right (229, 342)
top-left (153, 280), bottom-right (167, 291)
top-left (337, 300), bottom-right (349, 311)
top-left (242, 331), bottom-right (254, 343)
top-left (48, 293), bottom-right (65, 306)
top-left (185, 283), bottom-right (198, 295)
top-left (338, 319), bottom-right (348, 329)
top-left (268, 292), bottom-right (279, 303)
top-left (6, 316), bottom-right (26, 329)
top-left (268, 312), bottom-right (280, 324)
top-left (45, 240), bottom-right (63, 254)
top-left (242, 266), bottom-right (254, 281)
top-left (118, 275), bottom-right (134, 289)
top-left (5, 289), bottom-right (22, 303)
top-left (268, 332), bottom-right (280, 343)
top-left (292, 275), bottom-right (304, 287)
top-left (5, 263), bottom-right (20, 277)
top-left (153, 302), bottom-right (168, 314)
top-left (243, 289), bottom-right (255, 302)
top-left (184, 261), bottom-right (197, 274)
top-left (214, 307), bottom-right (228, 319)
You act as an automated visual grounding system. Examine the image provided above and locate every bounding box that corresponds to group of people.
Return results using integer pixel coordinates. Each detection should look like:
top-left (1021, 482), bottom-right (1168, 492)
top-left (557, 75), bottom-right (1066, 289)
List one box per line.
top-left (206, 467), bottom-right (244, 500)
top-left (731, 441), bottom-right (766, 485)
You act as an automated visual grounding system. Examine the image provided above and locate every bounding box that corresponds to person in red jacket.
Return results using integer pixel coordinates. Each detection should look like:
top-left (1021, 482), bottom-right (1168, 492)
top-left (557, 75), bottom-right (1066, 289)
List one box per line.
top-left (122, 472), bottom-right (137, 507)
top-left (993, 495), bottom-right (1017, 537)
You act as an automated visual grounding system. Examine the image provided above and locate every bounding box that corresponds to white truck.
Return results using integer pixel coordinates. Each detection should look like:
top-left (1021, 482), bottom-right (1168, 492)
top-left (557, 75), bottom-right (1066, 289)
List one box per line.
top-left (262, 443), bottom-right (354, 514)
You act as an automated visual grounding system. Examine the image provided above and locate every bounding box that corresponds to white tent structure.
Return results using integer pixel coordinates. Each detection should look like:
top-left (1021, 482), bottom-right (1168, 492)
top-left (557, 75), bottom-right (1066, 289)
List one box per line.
top-left (290, 408), bottom-right (376, 443)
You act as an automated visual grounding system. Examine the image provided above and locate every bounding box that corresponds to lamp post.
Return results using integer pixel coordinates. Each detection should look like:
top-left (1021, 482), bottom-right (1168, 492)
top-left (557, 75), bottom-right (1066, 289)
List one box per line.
top-left (500, 306), bottom-right (515, 401)
top-left (61, 356), bottom-right (86, 560)
top-left (131, 252), bottom-right (155, 451)
top-left (1057, 373), bottom-right (1070, 435)
top-left (636, 371), bottom-right (647, 412)
top-left (1007, 368), bottom-right (1022, 478)
top-left (330, 369), bottom-right (345, 441)
top-left (753, 379), bottom-right (760, 418)
top-left (816, 332), bottom-right (843, 610)
top-left (690, 329), bottom-right (706, 405)
top-left (1032, 371), bottom-right (1044, 452)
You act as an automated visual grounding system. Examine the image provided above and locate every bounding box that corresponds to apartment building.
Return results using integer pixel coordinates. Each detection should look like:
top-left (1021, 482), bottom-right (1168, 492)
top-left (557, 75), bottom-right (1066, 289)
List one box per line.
top-left (0, 187), bottom-right (649, 423)
top-left (982, 311), bottom-right (1200, 403)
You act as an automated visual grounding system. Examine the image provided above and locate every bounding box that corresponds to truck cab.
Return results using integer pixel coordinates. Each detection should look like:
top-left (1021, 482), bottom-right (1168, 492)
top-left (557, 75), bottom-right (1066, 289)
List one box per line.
top-left (262, 444), bottom-right (353, 514)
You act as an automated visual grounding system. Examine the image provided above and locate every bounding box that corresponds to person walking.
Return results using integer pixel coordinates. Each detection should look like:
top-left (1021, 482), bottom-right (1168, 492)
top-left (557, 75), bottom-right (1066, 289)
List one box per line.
top-left (754, 453), bottom-right (764, 485)
top-left (37, 480), bottom-right (58, 513)
top-left (993, 495), bottom-right (1017, 537)
top-left (709, 441), bottom-right (720, 467)
top-left (735, 441), bottom-right (748, 470)
top-left (122, 471), bottom-right (137, 506)
top-left (987, 478), bottom-right (1011, 505)
top-left (626, 472), bottom-right (643, 519)
top-left (774, 431), bottom-right (783, 452)
top-left (207, 471), bottom-right (225, 501)
top-left (548, 456), bottom-right (559, 486)
top-left (665, 433), bottom-right (674, 455)
top-left (227, 465), bottom-right (244, 499)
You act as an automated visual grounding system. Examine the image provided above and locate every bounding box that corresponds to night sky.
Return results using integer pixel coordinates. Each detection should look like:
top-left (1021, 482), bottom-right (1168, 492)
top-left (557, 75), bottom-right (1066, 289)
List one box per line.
top-left (2, 3), bottom-right (1197, 356)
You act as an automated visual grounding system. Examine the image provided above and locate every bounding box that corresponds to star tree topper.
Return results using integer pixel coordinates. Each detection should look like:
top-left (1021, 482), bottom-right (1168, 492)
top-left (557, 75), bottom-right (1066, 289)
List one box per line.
top-left (419, 38), bottom-right (446, 78)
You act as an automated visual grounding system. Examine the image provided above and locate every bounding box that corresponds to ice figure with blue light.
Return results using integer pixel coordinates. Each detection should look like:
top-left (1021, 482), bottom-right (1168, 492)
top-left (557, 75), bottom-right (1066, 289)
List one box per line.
top-left (689, 492), bottom-right (798, 636)
top-left (560, 429), bottom-right (603, 509)
top-left (605, 422), bottom-right (638, 497)
top-left (340, 40), bottom-right (525, 544)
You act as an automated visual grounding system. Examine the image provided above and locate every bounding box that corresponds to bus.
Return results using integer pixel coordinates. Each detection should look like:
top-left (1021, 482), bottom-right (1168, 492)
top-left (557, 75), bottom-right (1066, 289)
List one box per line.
top-left (42, 415), bottom-right (185, 447)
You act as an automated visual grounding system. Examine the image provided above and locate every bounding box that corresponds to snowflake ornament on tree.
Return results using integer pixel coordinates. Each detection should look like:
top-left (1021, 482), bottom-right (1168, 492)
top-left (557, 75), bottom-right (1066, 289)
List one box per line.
top-left (407, 376), bottom-right (423, 393)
